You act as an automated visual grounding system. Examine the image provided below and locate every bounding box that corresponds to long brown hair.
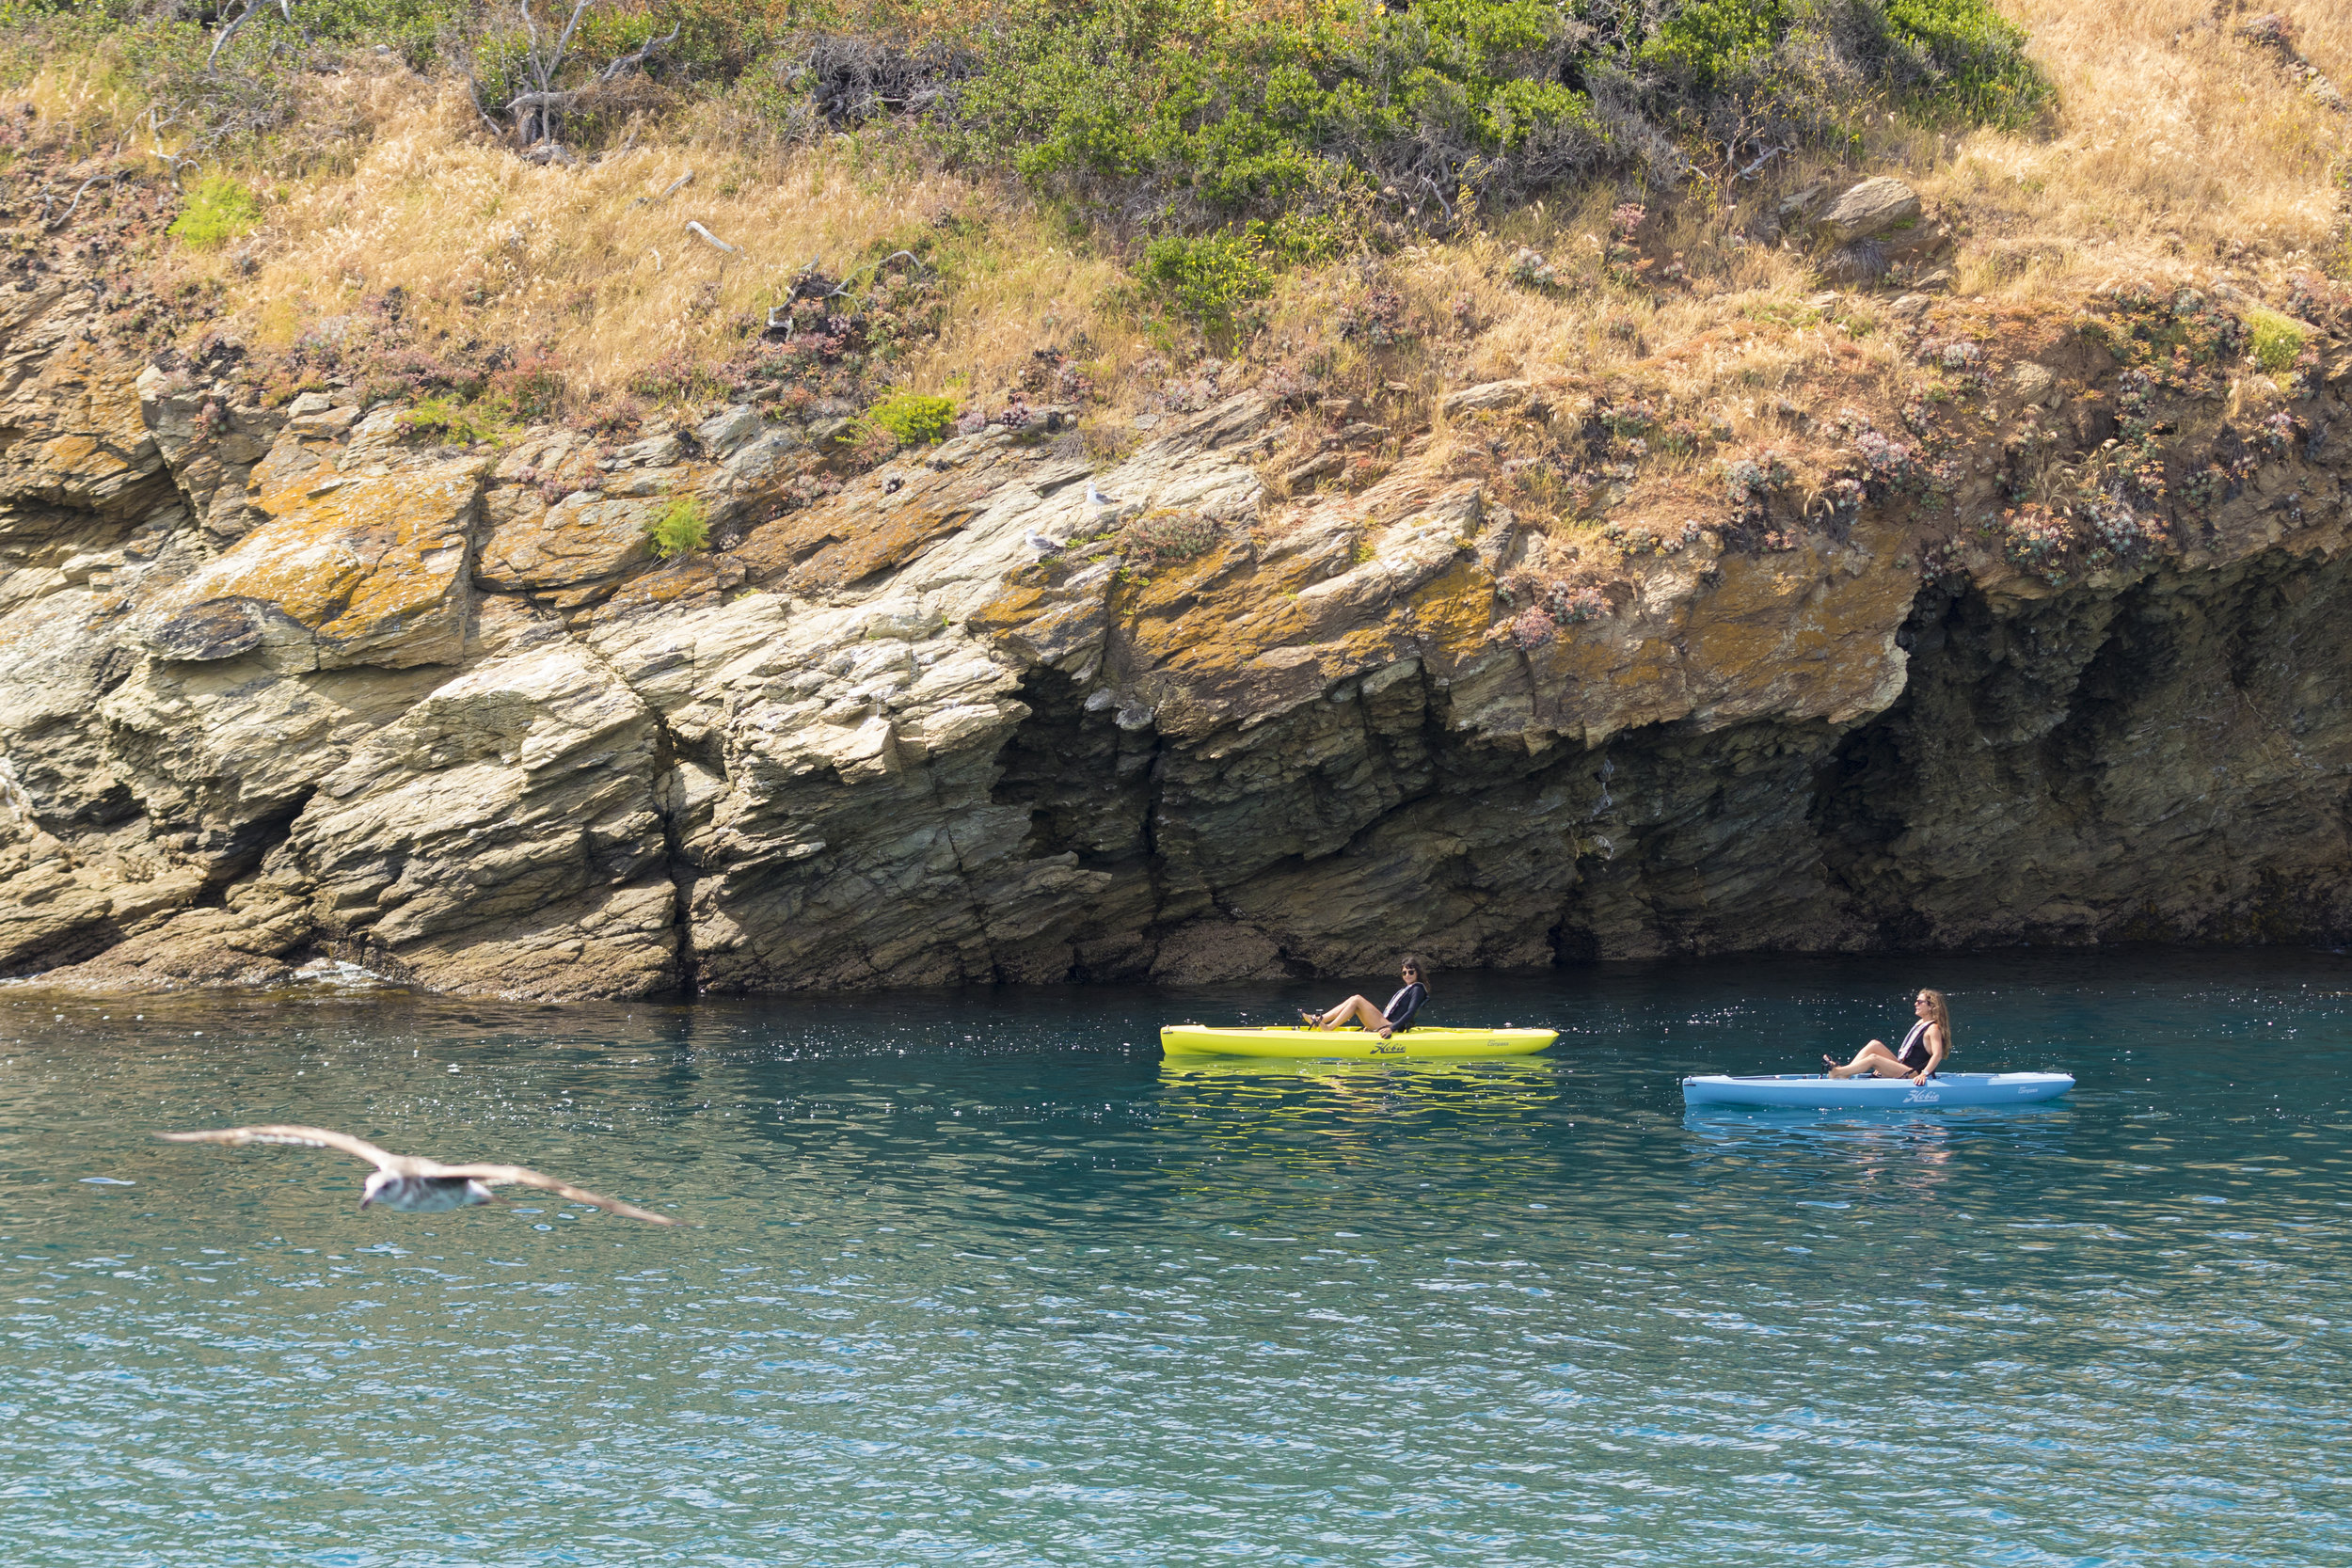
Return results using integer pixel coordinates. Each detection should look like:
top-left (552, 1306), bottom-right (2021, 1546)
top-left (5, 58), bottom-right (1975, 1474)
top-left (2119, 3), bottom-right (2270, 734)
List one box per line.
top-left (1918, 988), bottom-right (1954, 1055)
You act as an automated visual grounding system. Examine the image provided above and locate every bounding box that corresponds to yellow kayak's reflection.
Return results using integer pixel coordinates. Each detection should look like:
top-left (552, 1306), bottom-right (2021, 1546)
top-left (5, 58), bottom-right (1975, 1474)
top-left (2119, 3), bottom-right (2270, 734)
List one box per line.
top-left (1152, 1055), bottom-right (1567, 1201)
top-left (1159, 1053), bottom-right (1561, 1085)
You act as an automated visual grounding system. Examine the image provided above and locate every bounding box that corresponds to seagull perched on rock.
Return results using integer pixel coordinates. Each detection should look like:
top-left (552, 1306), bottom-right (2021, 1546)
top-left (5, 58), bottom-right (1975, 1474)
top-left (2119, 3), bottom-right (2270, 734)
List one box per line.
top-left (1085, 479), bottom-right (1120, 509)
top-left (156, 1125), bottom-right (683, 1224)
top-left (1025, 529), bottom-right (1062, 556)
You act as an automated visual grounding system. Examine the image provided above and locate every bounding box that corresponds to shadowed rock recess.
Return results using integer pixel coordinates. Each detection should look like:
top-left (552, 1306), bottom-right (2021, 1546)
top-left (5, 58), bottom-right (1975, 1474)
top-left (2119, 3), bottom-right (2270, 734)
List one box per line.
top-left (5, 270), bottom-right (2350, 998)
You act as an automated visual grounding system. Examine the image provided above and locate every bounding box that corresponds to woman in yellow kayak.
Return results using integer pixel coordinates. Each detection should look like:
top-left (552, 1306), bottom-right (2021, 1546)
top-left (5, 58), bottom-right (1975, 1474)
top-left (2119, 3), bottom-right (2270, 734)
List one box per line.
top-left (1303, 958), bottom-right (1428, 1038)
top-left (1824, 988), bottom-right (1952, 1083)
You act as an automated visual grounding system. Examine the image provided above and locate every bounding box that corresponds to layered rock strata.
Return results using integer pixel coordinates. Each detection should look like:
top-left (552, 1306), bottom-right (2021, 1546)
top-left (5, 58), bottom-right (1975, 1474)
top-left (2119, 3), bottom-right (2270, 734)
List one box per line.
top-left (4, 270), bottom-right (2349, 997)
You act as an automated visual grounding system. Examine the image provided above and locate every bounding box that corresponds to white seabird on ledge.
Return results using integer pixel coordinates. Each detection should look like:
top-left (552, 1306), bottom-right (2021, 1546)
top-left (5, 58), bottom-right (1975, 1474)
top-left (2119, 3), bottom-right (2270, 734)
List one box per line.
top-left (156, 1124), bottom-right (684, 1224)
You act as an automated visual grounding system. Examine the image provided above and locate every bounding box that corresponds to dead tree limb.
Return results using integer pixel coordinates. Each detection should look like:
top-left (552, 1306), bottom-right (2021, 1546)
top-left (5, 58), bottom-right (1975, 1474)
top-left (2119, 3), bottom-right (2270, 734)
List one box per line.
top-left (685, 219), bottom-right (736, 253)
top-left (596, 24), bottom-right (679, 86)
top-left (516, 0), bottom-right (596, 149)
top-left (206, 0), bottom-right (294, 74)
top-left (629, 169), bottom-right (694, 208)
top-left (45, 172), bottom-right (118, 232)
top-left (509, 5), bottom-right (680, 157)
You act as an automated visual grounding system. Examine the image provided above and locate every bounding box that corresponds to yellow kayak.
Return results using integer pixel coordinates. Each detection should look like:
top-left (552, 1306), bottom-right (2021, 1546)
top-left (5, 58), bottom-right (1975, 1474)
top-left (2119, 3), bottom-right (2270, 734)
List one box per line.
top-left (1158, 1023), bottom-right (1559, 1059)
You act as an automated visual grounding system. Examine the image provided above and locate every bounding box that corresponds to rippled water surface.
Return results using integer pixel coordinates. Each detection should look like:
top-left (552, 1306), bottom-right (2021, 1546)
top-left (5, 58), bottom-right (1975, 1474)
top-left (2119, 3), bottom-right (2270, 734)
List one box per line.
top-left (2, 951), bottom-right (2347, 1566)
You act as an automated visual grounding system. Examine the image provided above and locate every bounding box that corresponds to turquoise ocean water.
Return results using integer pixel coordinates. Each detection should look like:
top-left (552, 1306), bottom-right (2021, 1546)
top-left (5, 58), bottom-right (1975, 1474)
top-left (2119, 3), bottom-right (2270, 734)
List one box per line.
top-left (0, 950), bottom-right (2345, 1565)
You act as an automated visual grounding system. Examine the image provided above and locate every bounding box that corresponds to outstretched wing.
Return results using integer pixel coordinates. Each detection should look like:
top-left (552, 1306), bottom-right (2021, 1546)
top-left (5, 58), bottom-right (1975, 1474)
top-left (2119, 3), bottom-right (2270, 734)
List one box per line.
top-left (155, 1125), bottom-right (402, 1169)
top-left (424, 1164), bottom-right (683, 1225)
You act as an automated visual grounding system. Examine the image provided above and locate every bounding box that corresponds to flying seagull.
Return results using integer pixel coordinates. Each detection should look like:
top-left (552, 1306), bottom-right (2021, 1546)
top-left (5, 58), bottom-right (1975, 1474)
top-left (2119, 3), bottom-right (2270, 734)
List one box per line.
top-left (156, 1125), bottom-right (683, 1224)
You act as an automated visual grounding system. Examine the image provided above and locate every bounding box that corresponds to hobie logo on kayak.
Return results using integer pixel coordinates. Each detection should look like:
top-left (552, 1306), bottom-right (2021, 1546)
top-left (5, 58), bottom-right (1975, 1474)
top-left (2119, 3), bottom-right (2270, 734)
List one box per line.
top-left (1903, 1087), bottom-right (1942, 1103)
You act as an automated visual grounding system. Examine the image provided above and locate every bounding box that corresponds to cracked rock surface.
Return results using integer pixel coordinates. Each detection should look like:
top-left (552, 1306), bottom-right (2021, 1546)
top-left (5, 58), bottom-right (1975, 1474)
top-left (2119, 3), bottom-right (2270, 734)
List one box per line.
top-left (5, 272), bottom-right (2352, 998)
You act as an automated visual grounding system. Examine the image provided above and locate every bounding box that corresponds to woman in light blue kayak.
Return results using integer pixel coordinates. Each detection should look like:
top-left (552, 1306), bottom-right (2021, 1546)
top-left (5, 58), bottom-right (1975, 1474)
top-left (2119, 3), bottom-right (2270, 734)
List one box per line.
top-left (1305, 957), bottom-right (1427, 1039)
top-left (1824, 989), bottom-right (1951, 1083)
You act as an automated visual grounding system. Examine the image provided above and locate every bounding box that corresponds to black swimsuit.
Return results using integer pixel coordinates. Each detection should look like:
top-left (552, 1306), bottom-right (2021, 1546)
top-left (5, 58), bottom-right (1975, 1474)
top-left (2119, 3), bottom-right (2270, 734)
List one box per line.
top-left (1383, 982), bottom-right (1427, 1030)
top-left (1895, 1020), bottom-right (1936, 1073)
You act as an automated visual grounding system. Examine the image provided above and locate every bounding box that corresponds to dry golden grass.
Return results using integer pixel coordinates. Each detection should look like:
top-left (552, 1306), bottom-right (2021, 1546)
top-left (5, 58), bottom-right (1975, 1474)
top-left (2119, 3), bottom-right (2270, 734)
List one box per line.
top-left (8, 0), bottom-right (2347, 434)
top-left (17, 57), bottom-right (1146, 413)
top-left (190, 75), bottom-right (1142, 409)
top-left (1915, 0), bottom-right (2350, 300)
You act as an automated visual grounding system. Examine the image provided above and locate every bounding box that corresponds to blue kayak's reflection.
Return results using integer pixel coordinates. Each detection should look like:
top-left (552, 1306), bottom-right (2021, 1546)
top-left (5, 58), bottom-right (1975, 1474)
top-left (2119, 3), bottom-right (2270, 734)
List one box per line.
top-left (1678, 1101), bottom-right (2076, 1203)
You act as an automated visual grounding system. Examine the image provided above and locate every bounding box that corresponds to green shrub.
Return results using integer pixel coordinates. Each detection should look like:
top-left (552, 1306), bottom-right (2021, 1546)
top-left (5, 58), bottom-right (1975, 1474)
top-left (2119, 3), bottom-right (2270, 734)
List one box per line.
top-left (1140, 230), bottom-right (1275, 332)
top-left (866, 391), bottom-right (957, 445)
top-left (394, 393), bottom-right (503, 444)
top-left (943, 0), bottom-right (2046, 315)
top-left (1640, 0), bottom-right (1790, 88)
top-left (950, 0), bottom-right (1614, 231)
top-left (646, 495), bottom-right (709, 559)
top-left (167, 175), bottom-right (262, 249)
top-left (2247, 309), bottom-right (2307, 375)
top-left (1882, 0), bottom-right (2049, 125)
top-left (1481, 78), bottom-right (1605, 151)
top-left (294, 0), bottom-right (472, 67)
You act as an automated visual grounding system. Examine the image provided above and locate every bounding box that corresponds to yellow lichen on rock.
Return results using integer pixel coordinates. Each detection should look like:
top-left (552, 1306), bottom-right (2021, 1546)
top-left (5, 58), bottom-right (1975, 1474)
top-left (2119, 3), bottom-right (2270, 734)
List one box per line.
top-left (141, 458), bottom-right (485, 671)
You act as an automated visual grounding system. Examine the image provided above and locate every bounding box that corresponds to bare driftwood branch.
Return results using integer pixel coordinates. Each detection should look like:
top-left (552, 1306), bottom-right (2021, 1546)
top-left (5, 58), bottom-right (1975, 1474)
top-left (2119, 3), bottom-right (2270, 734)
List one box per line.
top-left (206, 0), bottom-right (294, 75)
top-left (465, 76), bottom-right (506, 139)
top-left (596, 24), bottom-right (679, 86)
top-left (822, 249), bottom-right (927, 297)
top-left (1419, 173), bottom-right (1455, 223)
top-left (507, 89), bottom-right (588, 116)
top-left (45, 172), bottom-right (119, 232)
top-left (510, 5), bottom-right (680, 155)
top-left (516, 0), bottom-right (594, 148)
top-left (685, 219), bottom-right (737, 254)
top-left (629, 169), bottom-right (694, 208)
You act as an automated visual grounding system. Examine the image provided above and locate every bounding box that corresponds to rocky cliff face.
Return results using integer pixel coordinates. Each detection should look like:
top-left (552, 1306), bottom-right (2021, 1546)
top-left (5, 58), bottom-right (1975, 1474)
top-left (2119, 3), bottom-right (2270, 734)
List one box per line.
top-left (4, 264), bottom-right (2349, 999)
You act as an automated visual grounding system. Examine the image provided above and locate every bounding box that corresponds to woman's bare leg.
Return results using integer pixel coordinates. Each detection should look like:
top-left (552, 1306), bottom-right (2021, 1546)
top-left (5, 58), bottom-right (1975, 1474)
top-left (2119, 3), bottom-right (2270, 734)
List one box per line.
top-left (1827, 1040), bottom-right (1901, 1079)
top-left (1315, 996), bottom-right (1391, 1034)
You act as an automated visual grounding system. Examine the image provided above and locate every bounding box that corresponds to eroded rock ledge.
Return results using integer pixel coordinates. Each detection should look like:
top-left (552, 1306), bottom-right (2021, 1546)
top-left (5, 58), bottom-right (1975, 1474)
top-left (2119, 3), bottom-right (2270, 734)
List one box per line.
top-left (4, 271), bottom-right (2350, 998)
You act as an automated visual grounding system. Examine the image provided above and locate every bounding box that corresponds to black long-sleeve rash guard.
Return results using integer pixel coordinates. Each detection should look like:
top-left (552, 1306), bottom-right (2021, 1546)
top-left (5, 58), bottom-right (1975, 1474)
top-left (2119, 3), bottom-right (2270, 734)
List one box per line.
top-left (1383, 982), bottom-right (1427, 1029)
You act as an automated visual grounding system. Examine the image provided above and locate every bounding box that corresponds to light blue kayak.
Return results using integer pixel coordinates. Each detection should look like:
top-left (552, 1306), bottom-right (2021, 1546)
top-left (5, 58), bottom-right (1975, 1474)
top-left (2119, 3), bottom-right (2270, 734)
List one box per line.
top-left (1681, 1071), bottom-right (2074, 1109)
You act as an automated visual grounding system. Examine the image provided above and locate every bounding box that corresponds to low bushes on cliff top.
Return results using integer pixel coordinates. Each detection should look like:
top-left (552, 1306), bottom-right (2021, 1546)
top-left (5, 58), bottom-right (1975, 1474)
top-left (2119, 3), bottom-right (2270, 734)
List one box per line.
top-left (15, 0), bottom-right (2042, 245)
top-left (945, 0), bottom-right (2044, 242)
top-left (0, 0), bottom-right (2068, 441)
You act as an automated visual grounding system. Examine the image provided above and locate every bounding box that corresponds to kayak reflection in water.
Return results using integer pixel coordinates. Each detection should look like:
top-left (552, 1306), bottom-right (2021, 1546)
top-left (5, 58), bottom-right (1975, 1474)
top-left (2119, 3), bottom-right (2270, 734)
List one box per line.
top-left (1824, 988), bottom-right (1952, 1083)
top-left (1304, 957), bottom-right (1428, 1038)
